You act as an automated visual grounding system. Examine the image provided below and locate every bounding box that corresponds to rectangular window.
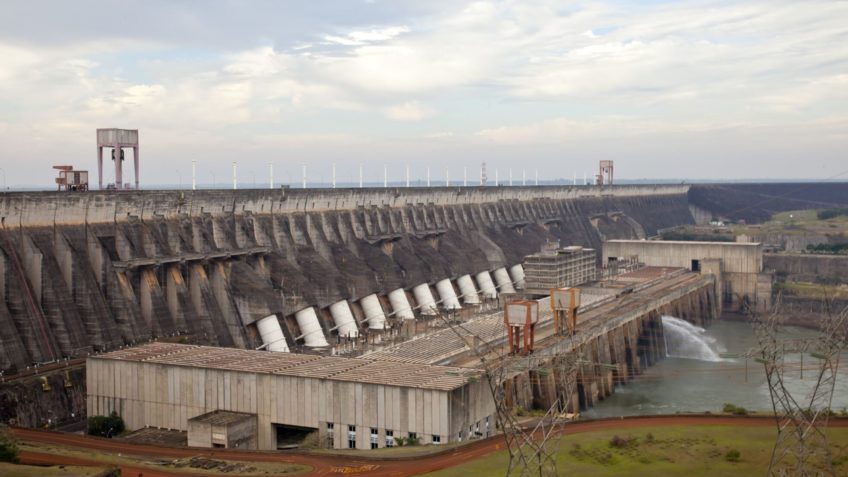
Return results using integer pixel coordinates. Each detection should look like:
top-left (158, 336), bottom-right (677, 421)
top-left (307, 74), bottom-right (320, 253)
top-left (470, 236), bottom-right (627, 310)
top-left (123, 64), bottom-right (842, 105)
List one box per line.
top-left (327, 422), bottom-right (334, 448)
top-left (458, 431), bottom-right (463, 442)
top-left (370, 428), bottom-right (379, 449)
top-left (432, 435), bottom-right (441, 444)
top-left (386, 430), bottom-right (394, 447)
top-left (348, 425), bottom-right (356, 449)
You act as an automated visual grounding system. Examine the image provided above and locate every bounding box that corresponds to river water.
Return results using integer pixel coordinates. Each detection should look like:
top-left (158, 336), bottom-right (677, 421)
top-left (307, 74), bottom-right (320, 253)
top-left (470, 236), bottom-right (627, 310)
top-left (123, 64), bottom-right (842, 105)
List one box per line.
top-left (582, 317), bottom-right (848, 418)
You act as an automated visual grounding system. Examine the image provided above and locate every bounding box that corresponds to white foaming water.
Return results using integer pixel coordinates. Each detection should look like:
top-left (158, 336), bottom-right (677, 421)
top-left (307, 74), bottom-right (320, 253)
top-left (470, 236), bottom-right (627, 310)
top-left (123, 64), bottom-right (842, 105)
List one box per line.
top-left (662, 316), bottom-right (724, 362)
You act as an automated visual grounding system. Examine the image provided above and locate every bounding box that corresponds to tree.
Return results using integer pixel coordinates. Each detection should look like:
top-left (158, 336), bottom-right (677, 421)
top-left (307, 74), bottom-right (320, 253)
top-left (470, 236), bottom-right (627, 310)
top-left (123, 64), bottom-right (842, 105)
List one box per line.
top-left (87, 411), bottom-right (125, 438)
top-left (0, 425), bottom-right (18, 463)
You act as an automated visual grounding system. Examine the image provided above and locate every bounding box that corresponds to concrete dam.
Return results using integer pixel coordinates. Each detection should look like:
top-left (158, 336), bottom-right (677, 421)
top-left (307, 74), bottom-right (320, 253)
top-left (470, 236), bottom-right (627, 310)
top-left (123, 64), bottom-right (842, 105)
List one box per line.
top-left (0, 185), bottom-right (693, 372)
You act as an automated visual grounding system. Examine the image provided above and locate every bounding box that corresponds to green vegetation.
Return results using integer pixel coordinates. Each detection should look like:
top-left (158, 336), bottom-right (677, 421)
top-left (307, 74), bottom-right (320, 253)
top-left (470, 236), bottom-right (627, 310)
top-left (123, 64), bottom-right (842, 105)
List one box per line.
top-left (0, 463), bottom-right (114, 477)
top-left (806, 242), bottom-right (848, 255)
top-left (722, 403), bottom-right (749, 416)
top-left (817, 208), bottom-right (848, 220)
top-left (0, 425), bottom-right (18, 463)
top-left (86, 411), bottom-right (125, 438)
top-left (725, 449), bottom-right (741, 462)
top-left (395, 435), bottom-right (421, 447)
top-left (421, 425), bottom-right (848, 477)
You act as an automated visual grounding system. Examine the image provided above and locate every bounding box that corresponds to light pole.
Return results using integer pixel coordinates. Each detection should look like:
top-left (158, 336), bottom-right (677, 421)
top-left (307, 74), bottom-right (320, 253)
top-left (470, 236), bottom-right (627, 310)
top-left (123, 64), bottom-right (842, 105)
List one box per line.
top-left (176, 170), bottom-right (182, 189)
top-left (210, 172), bottom-right (216, 188)
top-left (0, 167), bottom-right (6, 191)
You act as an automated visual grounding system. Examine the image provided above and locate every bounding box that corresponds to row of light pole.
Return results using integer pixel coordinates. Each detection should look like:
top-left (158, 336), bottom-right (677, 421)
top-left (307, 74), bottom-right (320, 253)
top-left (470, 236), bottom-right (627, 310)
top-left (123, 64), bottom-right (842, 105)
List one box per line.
top-left (182, 163), bottom-right (575, 190)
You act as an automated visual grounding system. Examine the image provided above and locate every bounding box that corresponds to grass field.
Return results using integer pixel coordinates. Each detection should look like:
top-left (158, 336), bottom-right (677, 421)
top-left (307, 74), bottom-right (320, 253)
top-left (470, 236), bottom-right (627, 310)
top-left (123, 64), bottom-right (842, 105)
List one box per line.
top-left (421, 425), bottom-right (848, 477)
top-left (731, 209), bottom-right (848, 237)
top-left (0, 462), bottom-right (114, 477)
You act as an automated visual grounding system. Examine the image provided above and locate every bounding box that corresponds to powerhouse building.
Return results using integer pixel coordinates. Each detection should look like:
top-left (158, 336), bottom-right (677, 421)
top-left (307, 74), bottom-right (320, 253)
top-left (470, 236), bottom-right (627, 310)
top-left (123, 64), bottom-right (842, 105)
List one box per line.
top-left (87, 342), bottom-right (494, 450)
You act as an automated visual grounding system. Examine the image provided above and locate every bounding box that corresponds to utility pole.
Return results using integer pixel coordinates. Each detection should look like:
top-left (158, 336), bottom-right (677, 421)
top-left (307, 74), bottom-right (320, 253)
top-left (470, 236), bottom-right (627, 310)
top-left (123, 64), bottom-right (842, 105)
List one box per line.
top-left (302, 164), bottom-right (307, 189)
top-left (232, 161), bottom-right (237, 190)
top-left (332, 163), bottom-right (336, 189)
top-left (191, 160), bottom-right (196, 190)
top-left (269, 162), bottom-right (274, 189)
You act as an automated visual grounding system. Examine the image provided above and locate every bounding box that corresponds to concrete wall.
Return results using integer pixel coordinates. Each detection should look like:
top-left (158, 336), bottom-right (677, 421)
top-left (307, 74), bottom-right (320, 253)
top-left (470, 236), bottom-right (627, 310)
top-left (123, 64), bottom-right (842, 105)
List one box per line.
top-left (764, 253), bottom-right (848, 283)
top-left (86, 358), bottom-right (494, 450)
top-left (603, 241), bottom-right (765, 309)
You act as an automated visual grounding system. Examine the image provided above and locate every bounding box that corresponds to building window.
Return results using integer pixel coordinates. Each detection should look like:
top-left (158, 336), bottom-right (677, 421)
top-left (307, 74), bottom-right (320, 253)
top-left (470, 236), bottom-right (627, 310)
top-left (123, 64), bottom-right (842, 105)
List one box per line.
top-left (386, 430), bottom-right (394, 447)
top-left (408, 432), bottom-right (417, 444)
top-left (348, 425), bottom-right (356, 449)
top-left (327, 422), bottom-right (334, 448)
top-left (458, 431), bottom-right (463, 442)
top-left (432, 435), bottom-right (441, 444)
top-left (370, 428), bottom-right (379, 449)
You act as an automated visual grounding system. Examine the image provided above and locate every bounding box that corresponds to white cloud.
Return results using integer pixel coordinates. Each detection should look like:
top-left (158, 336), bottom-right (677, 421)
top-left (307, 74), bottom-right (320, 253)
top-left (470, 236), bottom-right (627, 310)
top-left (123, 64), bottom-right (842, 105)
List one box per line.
top-left (324, 26), bottom-right (410, 46)
top-left (385, 101), bottom-right (433, 121)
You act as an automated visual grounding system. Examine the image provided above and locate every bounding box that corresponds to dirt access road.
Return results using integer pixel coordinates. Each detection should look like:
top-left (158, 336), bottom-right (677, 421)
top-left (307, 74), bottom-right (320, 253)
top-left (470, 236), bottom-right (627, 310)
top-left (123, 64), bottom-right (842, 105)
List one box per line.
top-left (14, 416), bottom-right (847, 476)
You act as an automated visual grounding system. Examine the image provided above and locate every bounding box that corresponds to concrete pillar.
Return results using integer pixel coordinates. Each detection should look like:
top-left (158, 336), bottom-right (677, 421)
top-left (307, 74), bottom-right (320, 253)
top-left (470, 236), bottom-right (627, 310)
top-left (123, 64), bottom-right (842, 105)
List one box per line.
top-left (97, 146), bottom-right (103, 189)
top-left (54, 231), bottom-right (73, 294)
top-left (114, 145), bottom-right (123, 189)
top-left (133, 146), bottom-right (140, 190)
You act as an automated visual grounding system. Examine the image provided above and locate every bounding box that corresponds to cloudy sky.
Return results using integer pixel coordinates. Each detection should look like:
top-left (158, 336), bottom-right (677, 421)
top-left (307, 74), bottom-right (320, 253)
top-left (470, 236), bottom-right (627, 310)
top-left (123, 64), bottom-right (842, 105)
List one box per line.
top-left (1, 0), bottom-right (847, 187)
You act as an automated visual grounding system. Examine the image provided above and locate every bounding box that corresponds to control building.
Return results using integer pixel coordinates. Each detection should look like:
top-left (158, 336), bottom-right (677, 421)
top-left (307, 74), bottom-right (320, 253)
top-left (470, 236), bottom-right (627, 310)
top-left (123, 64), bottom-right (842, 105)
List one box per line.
top-left (87, 342), bottom-right (494, 450)
top-left (523, 243), bottom-right (597, 292)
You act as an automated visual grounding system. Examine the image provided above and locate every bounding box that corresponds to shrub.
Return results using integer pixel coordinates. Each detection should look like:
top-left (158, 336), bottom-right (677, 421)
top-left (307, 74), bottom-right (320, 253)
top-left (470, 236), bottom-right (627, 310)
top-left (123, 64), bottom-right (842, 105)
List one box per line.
top-left (0, 425), bottom-right (18, 463)
top-left (299, 431), bottom-right (320, 450)
top-left (722, 403), bottom-right (748, 415)
top-left (725, 449), bottom-right (741, 462)
top-left (87, 411), bottom-right (125, 438)
top-left (609, 435), bottom-right (636, 448)
top-left (395, 437), bottom-right (406, 447)
top-left (644, 432), bottom-right (655, 444)
top-left (406, 435), bottom-right (421, 446)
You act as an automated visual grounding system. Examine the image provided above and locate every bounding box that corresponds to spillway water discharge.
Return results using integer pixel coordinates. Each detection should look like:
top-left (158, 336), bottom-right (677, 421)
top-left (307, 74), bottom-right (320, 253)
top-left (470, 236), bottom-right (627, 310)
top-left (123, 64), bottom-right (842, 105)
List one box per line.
top-left (661, 316), bottom-right (725, 362)
top-left (583, 318), bottom-right (848, 419)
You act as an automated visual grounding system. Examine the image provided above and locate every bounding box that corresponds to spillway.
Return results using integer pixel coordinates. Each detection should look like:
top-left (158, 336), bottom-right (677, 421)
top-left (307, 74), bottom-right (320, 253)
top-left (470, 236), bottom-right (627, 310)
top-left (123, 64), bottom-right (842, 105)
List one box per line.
top-left (388, 288), bottom-right (415, 320)
top-left (435, 279), bottom-right (462, 310)
top-left (493, 267), bottom-right (516, 294)
top-left (360, 294), bottom-right (386, 330)
top-left (295, 307), bottom-right (329, 347)
top-left (456, 275), bottom-right (480, 305)
top-left (509, 264), bottom-right (526, 290)
top-left (413, 283), bottom-right (438, 316)
top-left (475, 271), bottom-right (498, 299)
top-left (256, 314), bottom-right (289, 352)
top-left (329, 300), bottom-right (359, 338)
